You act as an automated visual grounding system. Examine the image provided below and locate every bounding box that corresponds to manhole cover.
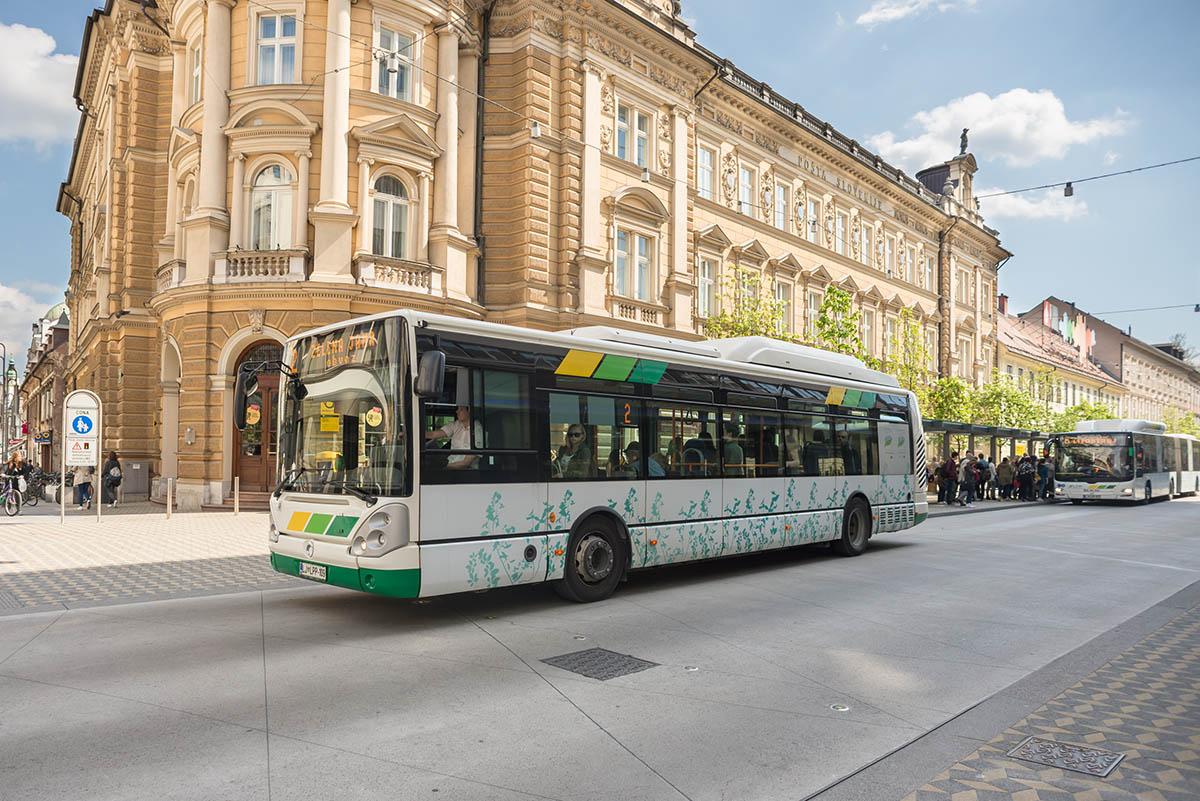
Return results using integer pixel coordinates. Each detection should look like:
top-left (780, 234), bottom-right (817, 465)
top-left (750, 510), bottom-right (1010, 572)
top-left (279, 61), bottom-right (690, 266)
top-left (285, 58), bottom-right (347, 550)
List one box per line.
top-left (542, 647), bottom-right (658, 681)
top-left (0, 591), bottom-right (23, 610)
top-left (1007, 736), bottom-right (1125, 777)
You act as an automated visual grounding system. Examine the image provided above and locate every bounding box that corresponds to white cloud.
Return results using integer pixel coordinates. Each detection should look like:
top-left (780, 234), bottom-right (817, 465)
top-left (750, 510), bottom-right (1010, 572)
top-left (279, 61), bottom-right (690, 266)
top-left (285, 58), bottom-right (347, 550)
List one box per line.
top-left (856, 0), bottom-right (977, 27)
top-left (0, 23), bottom-right (79, 146)
top-left (835, 11), bottom-right (846, 27)
top-left (976, 187), bottom-right (1087, 222)
top-left (867, 88), bottom-right (1130, 171)
top-left (1103, 150), bottom-right (1120, 166)
top-left (0, 283), bottom-right (60, 371)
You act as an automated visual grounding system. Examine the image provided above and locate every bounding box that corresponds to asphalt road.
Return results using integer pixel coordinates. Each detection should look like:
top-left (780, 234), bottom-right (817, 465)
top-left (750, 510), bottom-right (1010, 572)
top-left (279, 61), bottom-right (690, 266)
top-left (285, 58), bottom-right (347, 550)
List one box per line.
top-left (1, 498), bottom-right (1197, 801)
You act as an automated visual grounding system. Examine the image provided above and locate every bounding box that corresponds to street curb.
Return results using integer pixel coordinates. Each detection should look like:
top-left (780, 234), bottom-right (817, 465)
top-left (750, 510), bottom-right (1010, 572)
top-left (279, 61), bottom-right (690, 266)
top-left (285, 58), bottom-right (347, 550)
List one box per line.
top-left (928, 500), bottom-right (1067, 518)
top-left (803, 577), bottom-right (1200, 801)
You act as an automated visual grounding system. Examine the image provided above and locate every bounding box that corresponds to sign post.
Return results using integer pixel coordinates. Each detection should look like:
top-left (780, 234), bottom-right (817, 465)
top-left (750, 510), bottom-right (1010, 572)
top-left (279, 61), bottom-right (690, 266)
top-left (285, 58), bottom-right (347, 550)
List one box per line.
top-left (62, 389), bottom-right (102, 524)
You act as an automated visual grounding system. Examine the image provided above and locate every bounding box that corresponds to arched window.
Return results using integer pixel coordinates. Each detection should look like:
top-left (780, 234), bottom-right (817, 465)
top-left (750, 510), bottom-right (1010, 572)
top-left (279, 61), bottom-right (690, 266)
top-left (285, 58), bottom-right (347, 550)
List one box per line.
top-left (250, 164), bottom-right (293, 250)
top-left (372, 175), bottom-right (408, 259)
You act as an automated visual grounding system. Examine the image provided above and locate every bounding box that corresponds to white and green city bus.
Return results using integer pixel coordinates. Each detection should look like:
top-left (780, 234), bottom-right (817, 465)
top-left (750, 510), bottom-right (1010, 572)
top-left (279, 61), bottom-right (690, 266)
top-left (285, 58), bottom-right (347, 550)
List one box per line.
top-left (236, 311), bottom-right (927, 602)
top-left (1054, 419), bottom-right (1200, 504)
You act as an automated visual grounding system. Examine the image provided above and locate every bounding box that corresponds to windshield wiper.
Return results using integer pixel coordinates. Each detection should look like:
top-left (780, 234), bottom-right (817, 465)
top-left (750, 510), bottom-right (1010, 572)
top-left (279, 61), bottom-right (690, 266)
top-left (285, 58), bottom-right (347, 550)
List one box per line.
top-left (273, 467), bottom-right (309, 499)
top-left (338, 483), bottom-right (378, 507)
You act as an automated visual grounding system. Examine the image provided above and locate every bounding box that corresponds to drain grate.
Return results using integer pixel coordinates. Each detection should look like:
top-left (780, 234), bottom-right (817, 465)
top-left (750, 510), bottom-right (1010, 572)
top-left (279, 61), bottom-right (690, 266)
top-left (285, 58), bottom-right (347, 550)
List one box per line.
top-left (542, 647), bottom-right (658, 681)
top-left (1007, 736), bottom-right (1125, 777)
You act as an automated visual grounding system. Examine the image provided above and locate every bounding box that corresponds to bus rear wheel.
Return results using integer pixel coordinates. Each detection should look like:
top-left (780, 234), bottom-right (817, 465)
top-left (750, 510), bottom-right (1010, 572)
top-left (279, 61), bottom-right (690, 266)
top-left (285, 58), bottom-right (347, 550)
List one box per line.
top-left (832, 498), bottom-right (870, 557)
top-left (1141, 481), bottom-right (1152, 504)
top-left (1070, 499), bottom-right (1084, 505)
top-left (554, 517), bottom-right (626, 603)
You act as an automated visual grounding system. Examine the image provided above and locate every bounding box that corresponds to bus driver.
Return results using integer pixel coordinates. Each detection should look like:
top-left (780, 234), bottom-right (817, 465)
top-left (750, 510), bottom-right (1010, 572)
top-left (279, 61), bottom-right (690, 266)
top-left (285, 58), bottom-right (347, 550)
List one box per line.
top-left (426, 405), bottom-right (481, 469)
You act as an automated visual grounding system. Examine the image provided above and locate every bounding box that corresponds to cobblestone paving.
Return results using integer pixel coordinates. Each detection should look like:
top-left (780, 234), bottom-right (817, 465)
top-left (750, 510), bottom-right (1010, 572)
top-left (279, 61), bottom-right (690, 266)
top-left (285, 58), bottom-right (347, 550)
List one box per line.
top-left (0, 510), bottom-right (302, 609)
top-left (901, 605), bottom-right (1200, 801)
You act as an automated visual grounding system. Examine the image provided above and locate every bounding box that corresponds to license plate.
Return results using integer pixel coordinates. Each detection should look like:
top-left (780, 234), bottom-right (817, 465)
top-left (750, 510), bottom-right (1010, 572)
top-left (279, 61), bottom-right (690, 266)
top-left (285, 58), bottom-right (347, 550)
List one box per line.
top-left (299, 562), bottom-right (327, 582)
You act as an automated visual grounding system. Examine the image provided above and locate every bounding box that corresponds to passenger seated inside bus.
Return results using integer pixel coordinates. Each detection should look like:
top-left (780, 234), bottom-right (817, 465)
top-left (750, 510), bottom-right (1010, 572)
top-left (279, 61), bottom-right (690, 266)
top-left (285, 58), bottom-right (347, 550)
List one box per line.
top-left (553, 424), bottom-right (596, 478)
top-left (682, 430), bottom-right (718, 476)
top-left (623, 441), bottom-right (665, 478)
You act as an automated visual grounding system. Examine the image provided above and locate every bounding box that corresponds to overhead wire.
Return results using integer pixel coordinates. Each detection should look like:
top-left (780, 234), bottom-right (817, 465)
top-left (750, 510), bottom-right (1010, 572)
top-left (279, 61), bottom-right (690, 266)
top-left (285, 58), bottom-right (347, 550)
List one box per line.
top-left (976, 155), bottom-right (1200, 199)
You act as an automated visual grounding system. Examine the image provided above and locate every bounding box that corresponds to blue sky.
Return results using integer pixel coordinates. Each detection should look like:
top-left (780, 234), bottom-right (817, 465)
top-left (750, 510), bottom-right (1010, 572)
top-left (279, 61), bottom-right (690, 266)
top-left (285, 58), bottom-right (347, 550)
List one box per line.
top-left (0, 0), bottom-right (1197, 368)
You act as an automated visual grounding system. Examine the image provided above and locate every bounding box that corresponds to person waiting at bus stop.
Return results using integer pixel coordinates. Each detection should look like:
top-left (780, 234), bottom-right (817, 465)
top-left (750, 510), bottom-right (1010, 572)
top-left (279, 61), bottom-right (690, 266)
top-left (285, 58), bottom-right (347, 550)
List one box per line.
top-left (940, 451), bottom-right (959, 505)
top-left (996, 457), bottom-right (1014, 499)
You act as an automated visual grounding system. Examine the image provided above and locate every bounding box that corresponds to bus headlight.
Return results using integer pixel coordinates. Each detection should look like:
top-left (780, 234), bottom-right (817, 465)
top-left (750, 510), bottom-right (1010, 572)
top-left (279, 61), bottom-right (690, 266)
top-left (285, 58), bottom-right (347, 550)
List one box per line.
top-left (1122, 487), bottom-right (1132, 495)
top-left (269, 522), bottom-right (279, 543)
top-left (349, 504), bottom-right (409, 558)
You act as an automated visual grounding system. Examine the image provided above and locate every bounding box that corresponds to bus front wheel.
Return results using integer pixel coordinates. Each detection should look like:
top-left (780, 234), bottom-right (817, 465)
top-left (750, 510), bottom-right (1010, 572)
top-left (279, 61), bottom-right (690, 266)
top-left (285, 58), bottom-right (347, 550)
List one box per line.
top-left (1070, 499), bottom-right (1084, 505)
top-left (555, 517), bottom-right (626, 603)
top-left (1142, 481), bottom-right (1152, 504)
top-left (833, 498), bottom-right (870, 557)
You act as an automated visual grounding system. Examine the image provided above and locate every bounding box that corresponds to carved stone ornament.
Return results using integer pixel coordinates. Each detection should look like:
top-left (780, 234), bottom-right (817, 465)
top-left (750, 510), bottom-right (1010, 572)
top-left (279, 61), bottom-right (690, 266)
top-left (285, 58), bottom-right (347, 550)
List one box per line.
top-left (600, 125), bottom-right (612, 152)
top-left (658, 112), bottom-right (672, 142)
top-left (823, 202), bottom-right (835, 249)
top-left (875, 234), bottom-right (885, 270)
top-left (658, 146), bottom-right (671, 176)
top-left (601, 79), bottom-right (614, 116)
top-left (851, 216), bottom-right (862, 261)
top-left (248, 309), bottom-right (266, 334)
top-left (794, 185), bottom-right (807, 236)
top-left (721, 152), bottom-right (738, 207)
top-left (760, 170), bottom-right (775, 222)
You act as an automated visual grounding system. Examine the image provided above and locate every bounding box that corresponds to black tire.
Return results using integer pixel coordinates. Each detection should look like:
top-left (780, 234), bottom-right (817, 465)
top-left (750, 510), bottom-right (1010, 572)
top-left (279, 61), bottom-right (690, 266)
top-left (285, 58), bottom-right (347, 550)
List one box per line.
top-left (832, 497), bottom-right (871, 557)
top-left (24, 490), bottom-right (38, 507)
top-left (1070, 498), bottom-right (1084, 505)
top-left (4, 494), bottom-right (18, 517)
top-left (1141, 481), bottom-right (1152, 505)
top-left (1168, 480), bottom-right (1175, 500)
top-left (554, 517), bottom-right (626, 603)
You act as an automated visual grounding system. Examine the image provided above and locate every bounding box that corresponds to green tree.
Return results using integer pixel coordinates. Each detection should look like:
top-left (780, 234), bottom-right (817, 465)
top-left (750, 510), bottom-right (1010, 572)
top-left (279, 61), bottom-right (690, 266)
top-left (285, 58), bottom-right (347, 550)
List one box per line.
top-left (921, 376), bottom-right (971, 422)
top-left (969, 372), bottom-right (1042, 429)
top-left (702, 267), bottom-right (795, 342)
top-left (881, 308), bottom-right (932, 394)
top-left (1163, 406), bottom-right (1199, 436)
top-left (812, 285), bottom-right (867, 361)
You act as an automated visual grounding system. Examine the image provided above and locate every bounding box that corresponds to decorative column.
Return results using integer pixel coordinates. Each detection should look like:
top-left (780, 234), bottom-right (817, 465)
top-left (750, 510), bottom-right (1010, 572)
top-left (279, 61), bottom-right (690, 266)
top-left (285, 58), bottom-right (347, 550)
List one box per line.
top-left (356, 157), bottom-right (373, 254)
top-left (228, 153), bottom-right (245, 249)
top-left (310, 0), bottom-right (356, 281)
top-left (418, 172), bottom-right (432, 261)
top-left (429, 22), bottom-right (472, 301)
top-left (294, 150), bottom-right (311, 249)
top-left (158, 39), bottom-right (188, 264)
top-left (667, 105), bottom-right (691, 332)
top-left (184, 0), bottom-right (234, 284)
top-left (577, 61), bottom-right (608, 316)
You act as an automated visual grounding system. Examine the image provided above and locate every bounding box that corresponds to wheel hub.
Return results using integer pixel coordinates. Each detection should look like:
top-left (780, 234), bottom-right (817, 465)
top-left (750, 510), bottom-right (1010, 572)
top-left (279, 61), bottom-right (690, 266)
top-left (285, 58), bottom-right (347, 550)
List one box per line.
top-left (575, 534), bottom-right (614, 583)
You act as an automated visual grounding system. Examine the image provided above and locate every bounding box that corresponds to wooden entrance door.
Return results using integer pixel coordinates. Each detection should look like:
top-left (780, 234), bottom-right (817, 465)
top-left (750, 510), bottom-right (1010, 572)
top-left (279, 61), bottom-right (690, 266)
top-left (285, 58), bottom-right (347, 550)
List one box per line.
top-left (233, 341), bottom-right (282, 492)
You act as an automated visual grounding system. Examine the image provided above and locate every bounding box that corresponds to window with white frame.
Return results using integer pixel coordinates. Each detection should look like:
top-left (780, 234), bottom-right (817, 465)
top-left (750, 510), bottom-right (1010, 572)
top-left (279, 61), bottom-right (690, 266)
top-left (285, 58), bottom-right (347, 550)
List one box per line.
top-left (696, 145), bottom-right (715, 201)
top-left (616, 102), bottom-right (650, 167)
top-left (924, 328), bottom-right (937, 369)
top-left (861, 308), bottom-right (875, 356)
top-left (922, 254), bottom-right (934, 289)
top-left (250, 164), bottom-right (293, 250)
top-left (372, 175), bottom-right (409, 259)
top-left (884, 235), bottom-right (895, 275)
top-left (806, 290), bottom-right (822, 337)
top-left (255, 13), bottom-right (297, 85)
top-left (615, 229), bottom-right (654, 301)
top-left (860, 225), bottom-right (873, 266)
top-left (697, 256), bottom-right (718, 318)
top-left (955, 267), bottom-right (972, 304)
top-left (775, 281), bottom-right (793, 333)
top-left (904, 246), bottom-right (915, 283)
top-left (957, 337), bottom-right (974, 378)
top-left (738, 164), bottom-right (755, 216)
top-left (774, 184), bottom-right (789, 230)
top-left (807, 198), bottom-right (821, 244)
top-left (835, 210), bottom-right (848, 256)
top-left (981, 281), bottom-right (992, 314)
top-left (189, 42), bottom-right (202, 104)
top-left (376, 24), bottom-right (414, 101)
top-left (884, 316), bottom-right (897, 358)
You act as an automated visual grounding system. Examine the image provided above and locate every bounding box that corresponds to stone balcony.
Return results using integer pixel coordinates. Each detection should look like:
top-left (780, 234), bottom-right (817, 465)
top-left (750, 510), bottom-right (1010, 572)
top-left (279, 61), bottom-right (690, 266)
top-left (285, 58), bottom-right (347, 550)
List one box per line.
top-left (354, 254), bottom-right (442, 294)
top-left (607, 294), bottom-right (669, 326)
top-left (215, 249), bottom-right (308, 283)
top-left (156, 259), bottom-right (185, 292)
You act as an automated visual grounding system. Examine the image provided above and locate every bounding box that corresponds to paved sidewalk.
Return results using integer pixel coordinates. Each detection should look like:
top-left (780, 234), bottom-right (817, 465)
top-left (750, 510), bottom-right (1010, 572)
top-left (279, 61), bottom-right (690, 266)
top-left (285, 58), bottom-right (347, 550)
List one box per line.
top-left (0, 511), bottom-right (298, 612)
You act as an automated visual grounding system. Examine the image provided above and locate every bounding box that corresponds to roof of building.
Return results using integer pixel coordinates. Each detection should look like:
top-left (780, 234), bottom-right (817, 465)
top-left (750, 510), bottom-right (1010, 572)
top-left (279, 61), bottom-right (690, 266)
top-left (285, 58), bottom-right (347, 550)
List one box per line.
top-left (998, 315), bottom-right (1117, 385)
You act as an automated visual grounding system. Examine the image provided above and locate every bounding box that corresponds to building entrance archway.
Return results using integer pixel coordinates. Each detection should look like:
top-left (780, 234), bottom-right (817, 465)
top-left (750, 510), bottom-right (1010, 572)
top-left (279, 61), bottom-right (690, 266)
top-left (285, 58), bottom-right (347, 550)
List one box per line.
top-left (233, 340), bottom-right (283, 492)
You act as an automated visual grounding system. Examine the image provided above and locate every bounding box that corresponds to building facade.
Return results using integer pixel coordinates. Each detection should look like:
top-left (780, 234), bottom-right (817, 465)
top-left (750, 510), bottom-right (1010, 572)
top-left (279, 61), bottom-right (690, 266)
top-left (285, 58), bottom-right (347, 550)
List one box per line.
top-left (1018, 297), bottom-right (1200, 424)
top-left (17, 306), bottom-right (71, 470)
top-left (58, 0), bottom-right (1009, 508)
top-left (996, 310), bottom-right (1126, 421)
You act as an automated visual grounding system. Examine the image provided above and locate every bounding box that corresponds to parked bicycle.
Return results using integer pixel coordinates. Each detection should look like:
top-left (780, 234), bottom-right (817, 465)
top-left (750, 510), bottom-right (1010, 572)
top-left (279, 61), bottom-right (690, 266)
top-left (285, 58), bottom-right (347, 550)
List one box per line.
top-left (22, 468), bottom-right (46, 507)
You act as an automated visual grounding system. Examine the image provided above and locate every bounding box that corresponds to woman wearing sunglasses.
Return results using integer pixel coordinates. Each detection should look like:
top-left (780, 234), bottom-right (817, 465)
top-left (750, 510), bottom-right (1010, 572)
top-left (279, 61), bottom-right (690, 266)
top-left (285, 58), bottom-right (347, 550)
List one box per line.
top-left (553, 424), bottom-right (596, 478)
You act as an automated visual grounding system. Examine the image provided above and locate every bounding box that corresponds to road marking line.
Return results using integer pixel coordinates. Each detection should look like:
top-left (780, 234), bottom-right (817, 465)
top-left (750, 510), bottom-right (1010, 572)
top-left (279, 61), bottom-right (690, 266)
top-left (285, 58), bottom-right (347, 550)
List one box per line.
top-left (1003, 544), bottom-right (1200, 573)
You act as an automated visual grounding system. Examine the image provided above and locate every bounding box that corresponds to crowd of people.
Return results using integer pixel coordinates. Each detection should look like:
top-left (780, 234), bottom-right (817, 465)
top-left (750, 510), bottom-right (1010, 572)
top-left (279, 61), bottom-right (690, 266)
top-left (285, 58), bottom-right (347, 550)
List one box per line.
top-left (928, 451), bottom-right (1056, 507)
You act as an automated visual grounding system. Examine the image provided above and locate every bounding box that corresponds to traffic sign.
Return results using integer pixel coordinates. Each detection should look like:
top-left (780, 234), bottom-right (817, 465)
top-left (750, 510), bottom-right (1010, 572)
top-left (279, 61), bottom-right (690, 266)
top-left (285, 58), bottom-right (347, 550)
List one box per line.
top-left (71, 415), bottom-right (94, 435)
top-left (62, 389), bottom-right (103, 524)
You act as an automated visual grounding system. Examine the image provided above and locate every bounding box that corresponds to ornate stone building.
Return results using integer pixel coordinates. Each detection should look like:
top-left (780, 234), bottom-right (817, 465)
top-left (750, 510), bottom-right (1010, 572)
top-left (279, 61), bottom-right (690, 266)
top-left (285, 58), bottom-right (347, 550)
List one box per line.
top-left (58, 0), bottom-right (1009, 508)
top-left (17, 305), bottom-right (70, 471)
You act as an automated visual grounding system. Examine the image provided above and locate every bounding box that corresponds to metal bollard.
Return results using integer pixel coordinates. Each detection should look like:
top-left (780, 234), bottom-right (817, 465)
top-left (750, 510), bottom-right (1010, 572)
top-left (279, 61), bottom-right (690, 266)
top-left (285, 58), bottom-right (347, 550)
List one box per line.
top-left (166, 477), bottom-right (173, 520)
top-left (234, 476), bottom-right (240, 515)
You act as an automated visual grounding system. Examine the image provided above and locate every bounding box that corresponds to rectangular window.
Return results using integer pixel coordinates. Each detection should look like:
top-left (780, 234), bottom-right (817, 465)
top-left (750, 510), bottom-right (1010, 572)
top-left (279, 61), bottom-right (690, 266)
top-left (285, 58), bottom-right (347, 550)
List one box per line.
top-left (775, 184), bottom-right (789, 229)
top-left (775, 281), bottom-right (793, 334)
top-left (615, 229), bottom-right (653, 301)
top-left (835, 211), bottom-right (848, 256)
top-left (782, 413), bottom-right (817, 477)
top-left (807, 199), bottom-right (822, 244)
top-left (256, 13), bottom-right (296, 85)
top-left (884, 317), bottom-right (897, 359)
top-left (549, 392), bottom-right (641, 480)
top-left (722, 410), bottom-right (782, 479)
top-left (861, 309), bottom-right (875, 356)
top-left (738, 165), bottom-right (755, 216)
top-left (697, 256), bottom-right (717, 318)
top-left (650, 403), bottom-right (721, 478)
top-left (922, 255), bottom-right (934, 289)
top-left (616, 103), bottom-right (649, 167)
top-left (189, 43), bottom-right (202, 104)
top-left (807, 291), bottom-right (822, 337)
top-left (860, 225), bottom-right (873, 266)
top-left (833, 416), bottom-right (878, 476)
top-left (958, 338), bottom-right (974, 378)
top-left (697, 145), bottom-right (715, 201)
top-left (904, 246), bottom-right (915, 282)
top-left (376, 25), bottom-right (413, 101)
top-left (884, 235), bottom-right (895, 276)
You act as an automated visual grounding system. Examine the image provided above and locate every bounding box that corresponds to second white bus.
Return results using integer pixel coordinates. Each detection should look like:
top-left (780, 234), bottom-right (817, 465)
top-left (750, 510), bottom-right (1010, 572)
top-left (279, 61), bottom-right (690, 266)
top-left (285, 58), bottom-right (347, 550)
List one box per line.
top-left (1054, 419), bottom-right (1200, 504)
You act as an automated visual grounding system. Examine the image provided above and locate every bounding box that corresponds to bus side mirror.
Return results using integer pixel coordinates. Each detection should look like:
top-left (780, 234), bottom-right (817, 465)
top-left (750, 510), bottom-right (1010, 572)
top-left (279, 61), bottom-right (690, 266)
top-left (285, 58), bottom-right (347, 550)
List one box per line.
top-left (415, 350), bottom-right (446, 398)
top-left (233, 368), bottom-right (258, 431)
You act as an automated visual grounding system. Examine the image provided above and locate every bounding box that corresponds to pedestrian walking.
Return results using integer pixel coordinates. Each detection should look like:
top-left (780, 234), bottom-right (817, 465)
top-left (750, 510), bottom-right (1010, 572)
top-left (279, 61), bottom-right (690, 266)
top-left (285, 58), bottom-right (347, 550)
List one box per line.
top-left (996, 457), bottom-right (1014, 500)
top-left (73, 465), bottom-right (94, 510)
top-left (101, 451), bottom-right (123, 508)
top-left (941, 451), bottom-right (959, 505)
top-left (958, 454), bottom-right (977, 507)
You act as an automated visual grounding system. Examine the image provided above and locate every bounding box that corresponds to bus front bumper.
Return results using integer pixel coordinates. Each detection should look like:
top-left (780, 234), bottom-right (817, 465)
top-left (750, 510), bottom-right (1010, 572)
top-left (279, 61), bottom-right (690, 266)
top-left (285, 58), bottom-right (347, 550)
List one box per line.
top-left (270, 535), bottom-right (420, 598)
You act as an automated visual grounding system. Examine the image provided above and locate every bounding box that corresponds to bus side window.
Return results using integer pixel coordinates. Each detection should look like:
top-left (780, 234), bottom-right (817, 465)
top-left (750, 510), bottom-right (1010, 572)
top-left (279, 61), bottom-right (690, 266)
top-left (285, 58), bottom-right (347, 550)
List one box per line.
top-left (548, 392), bottom-right (640, 480)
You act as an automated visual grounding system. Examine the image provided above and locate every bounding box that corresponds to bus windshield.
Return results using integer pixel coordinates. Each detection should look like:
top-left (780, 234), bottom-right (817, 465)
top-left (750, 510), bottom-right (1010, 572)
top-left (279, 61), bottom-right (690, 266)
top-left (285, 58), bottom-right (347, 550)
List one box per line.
top-left (278, 317), bottom-right (408, 497)
top-left (1057, 433), bottom-right (1132, 481)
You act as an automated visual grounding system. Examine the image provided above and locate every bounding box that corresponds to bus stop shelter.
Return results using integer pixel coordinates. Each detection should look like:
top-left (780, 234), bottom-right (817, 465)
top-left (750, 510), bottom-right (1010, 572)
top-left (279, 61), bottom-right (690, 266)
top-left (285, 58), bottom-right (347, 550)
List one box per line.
top-left (922, 419), bottom-right (1051, 467)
